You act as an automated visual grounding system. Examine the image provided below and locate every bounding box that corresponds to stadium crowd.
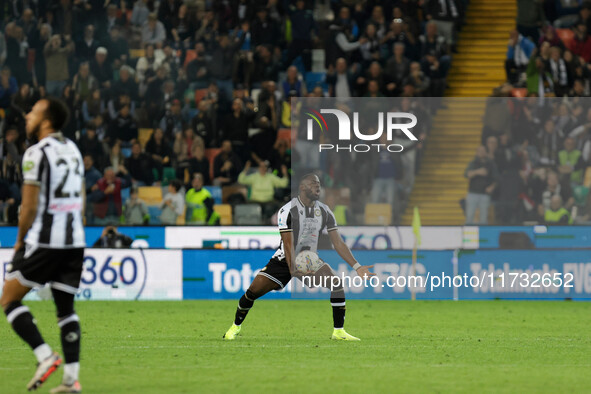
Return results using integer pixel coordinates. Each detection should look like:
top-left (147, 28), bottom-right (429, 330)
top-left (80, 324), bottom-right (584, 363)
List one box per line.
top-left (467, 0), bottom-right (591, 225)
top-left (0, 0), bottom-right (463, 226)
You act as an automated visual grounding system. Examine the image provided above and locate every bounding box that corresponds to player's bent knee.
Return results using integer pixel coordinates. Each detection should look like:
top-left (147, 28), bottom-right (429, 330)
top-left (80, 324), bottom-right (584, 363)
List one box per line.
top-left (245, 289), bottom-right (260, 301)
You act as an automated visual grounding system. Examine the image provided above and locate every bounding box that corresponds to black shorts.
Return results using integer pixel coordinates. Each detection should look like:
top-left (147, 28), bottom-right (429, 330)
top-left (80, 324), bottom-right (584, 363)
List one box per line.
top-left (257, 256), bottom-right (332, 290)
top-left (6, 246), bottom-right (85, 294)
top-left (258, 257), bottom-right (292, 289)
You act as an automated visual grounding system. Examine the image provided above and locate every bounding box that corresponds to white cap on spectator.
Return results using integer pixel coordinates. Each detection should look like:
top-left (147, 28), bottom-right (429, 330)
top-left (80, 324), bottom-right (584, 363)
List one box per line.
top-left (96, 47), bottom-right (108, 55)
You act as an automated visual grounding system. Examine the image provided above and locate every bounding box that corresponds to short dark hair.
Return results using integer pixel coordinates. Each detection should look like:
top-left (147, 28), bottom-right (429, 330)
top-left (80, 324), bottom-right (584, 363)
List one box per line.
top-left (299, 172), bottom-right (318, 186)
top-left (170, 179), bottom-right (182, 191)
top-left (43, 97), bottom-right (70, 131)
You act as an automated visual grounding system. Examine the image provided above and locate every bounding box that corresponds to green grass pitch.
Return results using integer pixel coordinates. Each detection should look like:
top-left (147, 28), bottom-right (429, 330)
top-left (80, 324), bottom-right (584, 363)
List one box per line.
top-left (1, 300), bottom-right (590, 393)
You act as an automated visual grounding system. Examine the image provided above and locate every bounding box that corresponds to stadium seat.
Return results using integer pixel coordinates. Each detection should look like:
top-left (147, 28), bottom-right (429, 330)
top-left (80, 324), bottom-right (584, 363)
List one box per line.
top-left (204, 186), bottom-right (222, 204)
top-left (129, 49), bottom-right (145, 58)
top-left (138, 128), bottom-right (153, 148)
top-left (556, 28), bottom-right (575, 49)
top-left (147, 206), bottom-right (161, 224)
top-left (222, 185), bottom-right (248, 203)
top-left (583, 167), bottom-right (591, 187)
top-left (183, 50), bottom-right (197, 68)
top-left (138, 186), bottom-right (163, 205)
top-left (234, 204), bottom-right (263, 225)
top-left (277, 128), bottom-right (291, 146)
top-left (364, 204), bottom-right (392, 225)
top-left (205, 148), bottom-right (220, 181)
top-left (195, 89), bottom-right (208, 106)
top-left (304, 72), bottom-right (328, 92)
top-left (214, 204), bottom-right (233, 225)
top-left (511, 88), bottom-right (528, 98)
top-left (162, 167), bottom-right (176, 185)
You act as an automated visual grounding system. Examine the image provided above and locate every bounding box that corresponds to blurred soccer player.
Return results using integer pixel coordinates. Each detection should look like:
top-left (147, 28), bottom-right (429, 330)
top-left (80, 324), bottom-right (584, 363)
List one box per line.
top-left (1, 98), bottom-right (85, 393)
top-left (223, 173), bottom-right (374, 341)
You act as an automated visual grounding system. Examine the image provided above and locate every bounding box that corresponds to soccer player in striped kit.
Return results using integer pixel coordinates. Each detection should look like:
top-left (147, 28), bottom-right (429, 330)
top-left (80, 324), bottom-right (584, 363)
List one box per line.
top-left (1, 98), bottom-right (85, 393)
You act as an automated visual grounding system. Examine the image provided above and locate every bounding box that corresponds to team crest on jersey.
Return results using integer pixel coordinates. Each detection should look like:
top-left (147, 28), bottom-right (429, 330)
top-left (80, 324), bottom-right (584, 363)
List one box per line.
top-left (23, 161), bottom-right (34, 172)
top-left (315, 208), bottom-right (321, 217)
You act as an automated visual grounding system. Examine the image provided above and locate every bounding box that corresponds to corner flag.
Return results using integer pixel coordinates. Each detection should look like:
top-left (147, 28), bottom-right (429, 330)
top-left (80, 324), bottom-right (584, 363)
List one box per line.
top-left (412, 206), bottom-right (421, 246)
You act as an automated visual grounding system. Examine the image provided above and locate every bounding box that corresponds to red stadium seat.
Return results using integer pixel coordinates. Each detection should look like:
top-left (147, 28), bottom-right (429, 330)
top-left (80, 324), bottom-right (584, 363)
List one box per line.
top-left (277, 128), bottom-right (292, 146)
top-left (195, 89), bottom-right (208, 106)
top-left (205, 148), bottom-right (221, 181)
top-left (184, 50), bottom-right (197, 68)
top-left (511, 88), bottom-right (528, 98)
top-left (556, 28), bottom-right (575, 50)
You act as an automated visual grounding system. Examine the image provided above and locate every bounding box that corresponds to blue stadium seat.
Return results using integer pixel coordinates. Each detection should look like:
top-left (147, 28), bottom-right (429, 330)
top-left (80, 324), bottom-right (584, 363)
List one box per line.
top-left (121, 148), bottom-right (132, 158)
top-left (204, 186), bottom-right (222, 205)
top-left (304, 72), bottom-right (328, 93)
top-left (147, 206), bottom-right (162, 225)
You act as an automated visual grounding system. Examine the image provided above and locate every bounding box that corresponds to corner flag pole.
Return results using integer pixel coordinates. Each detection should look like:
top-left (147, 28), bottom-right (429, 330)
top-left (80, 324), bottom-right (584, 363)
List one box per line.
top-left (411, 206), bottom-right (421, 301)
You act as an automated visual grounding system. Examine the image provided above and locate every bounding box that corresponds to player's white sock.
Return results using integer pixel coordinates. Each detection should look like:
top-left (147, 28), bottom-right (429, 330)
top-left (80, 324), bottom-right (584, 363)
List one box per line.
top-left (63, 362), bottom-right (80, 385)
top-left (33, 343), bottom-right (52, 363)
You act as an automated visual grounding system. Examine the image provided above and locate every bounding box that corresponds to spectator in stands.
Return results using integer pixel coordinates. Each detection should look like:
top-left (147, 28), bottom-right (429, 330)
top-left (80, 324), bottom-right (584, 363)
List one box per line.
top-left (534, 170), bottom-right (575, 216)
top-left (496, 155), bottom-right (526, 224)
top-left (548, 46), bottom-right (570, 96)
top-left (403, 61), bottom-right (430, 96)
top-left (174, 127), bottom-right (202, 178)
top-left (123, 186), bottom-right (149, 225)
top-left (370, 134), bottom-right (403, 206)
top-left (106, 26), bottom-right (129, 69)
top-left (5, 24), bottom-right (29, 84)
top-left (90, 47), bottom-right (113, 90)
top-left (187, 143), bottom-right (210, 186)
top-left (82, 88), bottom-right (104, 124)
top-left (160, 179), bottom-right (185, 224)
top-left (464, 146), bottom-right (499, 224)
top-left (213, 140), bottom-right (242, 187)
top-left (544, 195), bottom-right (572, 224)
top-left (571, 21), bottom-right (591, 63)
top-left (83, 153), bottom-right (103, 223)
top-left (12, 82), bottom-right (36, 113)
top-left (136, 43), bottom-right (163, 90)
top-left (76, 25), bottom-right (100, 63)
top-left (186, 42), bottom-right (209, 89)
top-left (44, 34), bottom-right (74, 97)
top-left (126, 141), bottom-right (154, 186)
top-left (385, 42), bottom-right (410, 96)
top-left (186, 173), bottom-right (218, 225)
top-left (145, 128), bottom-right (172, 181)
top-left (94, 166), bottom-right (130, 225)
top-left (424, 0), bottom-right (461, 50)
top-left (421, 50), bottom-right (448, 97)
top-left (108, 103), bottom-right (138, 146)
top-left (281, 65), bottom-right (307, 99)
top-left (108, 142), bottom-right (125, 171)
top-left (325, 21), bottom-right (366, 69)
top-left (192, 99), bottom-right (217, 147)
top-left (284, 0), bottom-right (316, 71)
top-left (159, 98), bottom-right (184, 141)
top-left (0, 66), bottom-right (17, 109)
top-left (526, 52), bottom-right (554, 96)
top-left (79, 123), bottom-right (106, 170)
top-left (238, 160), bottom-right (288, 205)
top-left (131, 0), bottom-right (151, 28)
top-left (515, 0), bottom-right (545, 43)
top-left (144, 65), bottom-right (169, 122)
top-left (111, 65), bottom-right (139, 103)
top-left (222, 98), bottom-right (252, 163)
top-left (73, 62), bottom-right (99, 105)
top-left (359, 23), bottom-right (382, 68)
top-left (327, 57), bottom-right (357, 98)
top-left (538, 25), bottom-right (563, 48)
top-left (558, 136), bottom-right (586, 185)
top-left (142, 12), bottom-right (166, 48)
top-left (506, 29), bottom-right (535, 84)
top-left (537, 118), bottom-right (564, 166)
top-left (208, 32), bottom-right (244, 105)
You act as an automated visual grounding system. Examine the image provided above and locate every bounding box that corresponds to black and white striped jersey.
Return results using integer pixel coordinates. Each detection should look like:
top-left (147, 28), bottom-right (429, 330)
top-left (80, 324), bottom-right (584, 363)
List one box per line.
top-left (22, 132), bottom-right (86, 249)
top-left (272, 196), bottom-right (338, 261)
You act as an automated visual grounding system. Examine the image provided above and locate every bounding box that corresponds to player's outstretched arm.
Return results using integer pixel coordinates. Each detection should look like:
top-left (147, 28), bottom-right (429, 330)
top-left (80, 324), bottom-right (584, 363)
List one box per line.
top-left (15, 184), bottom-right (40, 251)
top-left (329, 230), bottom-right (375, 278)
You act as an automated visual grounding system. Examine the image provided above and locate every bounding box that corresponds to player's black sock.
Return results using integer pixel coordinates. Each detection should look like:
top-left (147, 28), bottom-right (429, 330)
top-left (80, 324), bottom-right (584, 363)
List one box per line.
top-left (330, 297), bottom-right (346, 329)
top-left (58, 314), bottom-right (81, 363)
top-left (234, 290), bottom-right (258, 326)
top-left (4, 301), bottom-right (45, 350)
